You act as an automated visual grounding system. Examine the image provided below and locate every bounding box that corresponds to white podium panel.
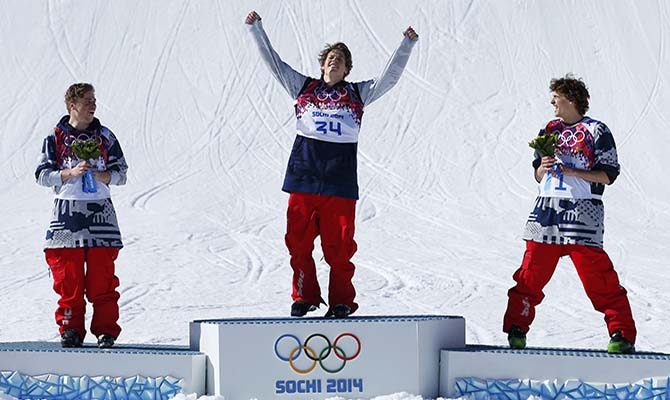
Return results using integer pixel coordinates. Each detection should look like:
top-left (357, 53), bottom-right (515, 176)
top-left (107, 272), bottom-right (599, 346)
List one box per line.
top-left (190, 315), bottom-right (465, 399)
top-left (0, 342), bottom-right (206, 398)
top-left (440, 346), bottom-right (670, 398)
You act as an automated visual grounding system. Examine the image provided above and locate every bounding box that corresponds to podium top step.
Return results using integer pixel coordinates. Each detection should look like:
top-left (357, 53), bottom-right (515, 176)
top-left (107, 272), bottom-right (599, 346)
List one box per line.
top-left (192, 314), bottom-right (463, 325)
top-left (0, 341), bottom-right (202, 355)
top-left (448, 345), bottom-right (670, 360)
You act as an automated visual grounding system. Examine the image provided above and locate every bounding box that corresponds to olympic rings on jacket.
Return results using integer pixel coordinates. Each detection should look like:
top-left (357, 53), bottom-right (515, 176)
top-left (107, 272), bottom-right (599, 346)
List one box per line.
top-left (316, 87), bottom-right (348, 102)
top-left (63, 133), bottom-right (102, 147)
top-left (274, 333), bottom-right (361, 374)
top-left (555, 128), bottom-right (585, 147)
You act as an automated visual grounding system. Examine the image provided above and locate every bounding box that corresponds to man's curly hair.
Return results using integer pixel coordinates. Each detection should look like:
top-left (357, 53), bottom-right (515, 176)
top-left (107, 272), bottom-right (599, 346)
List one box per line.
top-left (318, 42), bottom-right (352, 78)
top-left (550, 74), bottom-right (590, 115)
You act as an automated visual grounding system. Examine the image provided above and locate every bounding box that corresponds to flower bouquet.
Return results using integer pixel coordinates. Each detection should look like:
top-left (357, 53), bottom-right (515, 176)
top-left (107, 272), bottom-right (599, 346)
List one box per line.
top-left (528, 132), bottom-right (560, 176)
top-left (71, 138), bottom-right (102, 193)
top-left (528, 132), bottom-right (557, 157)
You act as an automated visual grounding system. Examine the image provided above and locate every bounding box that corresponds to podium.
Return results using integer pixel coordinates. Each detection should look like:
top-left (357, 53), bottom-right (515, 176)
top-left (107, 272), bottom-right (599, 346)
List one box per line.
top-left (0, 342), bottom-right (205, 399)
top-left (190, 315), bottom-right (466, 399)
top-left (440, 346), bottom-right (670, 398)
top-left (4, 318), bottom-right (670, 400)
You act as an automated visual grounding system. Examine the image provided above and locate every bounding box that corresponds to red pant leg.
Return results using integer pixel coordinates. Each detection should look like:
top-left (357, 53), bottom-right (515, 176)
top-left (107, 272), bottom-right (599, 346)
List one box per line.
top-left (503, 241), bottom-right (562, 333)
top-left (45, 248), bottom-right (87, 339)
top-left (568, 245), bottom-right (637, 343)
top-left (85, 247), bottom-right (122, 338)
top-left (318, 195), bottom-right (358, 314)
top-left (285, 193), bottom-right (321, 305)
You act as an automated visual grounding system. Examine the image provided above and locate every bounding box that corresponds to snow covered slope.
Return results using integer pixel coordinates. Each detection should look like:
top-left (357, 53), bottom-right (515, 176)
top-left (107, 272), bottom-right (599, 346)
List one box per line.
top-left (1, 0), bottom-right (669, 352)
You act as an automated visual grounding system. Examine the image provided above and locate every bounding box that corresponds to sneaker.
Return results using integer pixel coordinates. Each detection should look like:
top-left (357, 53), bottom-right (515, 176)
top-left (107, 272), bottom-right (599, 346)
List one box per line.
top-left (608, 330), bottom-right (635, 354)
top-left (60, 328), bottom-right (82, 348)
top-left (507, 325), bottom-right (527, 350)
top-left (324, 304), bottom-right (351, 319)
top-left (290, 301), bottom-right (317, 317)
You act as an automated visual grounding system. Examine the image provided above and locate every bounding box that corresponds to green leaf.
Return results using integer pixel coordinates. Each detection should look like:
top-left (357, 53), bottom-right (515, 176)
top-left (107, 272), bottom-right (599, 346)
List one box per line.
top-left (71, 138), bottom-right (102, 160)
top-left (528, 133), bottom-right (557, 156)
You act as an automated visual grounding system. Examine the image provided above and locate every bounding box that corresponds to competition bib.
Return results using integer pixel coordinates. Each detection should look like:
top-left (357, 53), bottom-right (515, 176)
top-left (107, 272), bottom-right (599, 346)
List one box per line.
top-left (296, 105), bottom-right (360, 143)
top-left (294, 80), bottom-right (364, 144)
top-left (537, 163), bottom-right (592, 199)
top-left (539, 156), bottom-right (593, 199)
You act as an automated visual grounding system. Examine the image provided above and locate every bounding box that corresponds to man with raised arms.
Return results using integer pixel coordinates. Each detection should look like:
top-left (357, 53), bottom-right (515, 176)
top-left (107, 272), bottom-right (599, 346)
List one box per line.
top-left (245, 10), bottom-right (418, 318)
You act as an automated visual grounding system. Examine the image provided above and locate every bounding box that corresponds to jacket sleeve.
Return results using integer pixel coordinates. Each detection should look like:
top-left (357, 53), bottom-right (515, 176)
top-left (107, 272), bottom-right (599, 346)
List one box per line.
top-left (104, 129), bottom-right (128, 186)
top-left (357, 36), bottom-right (417, 106)
top-left (247, 20), bottom-right (308, 99)
top-left (35, 135), bottom-right (63, 187)
top-left (591, 122), bottom-right (620, 184)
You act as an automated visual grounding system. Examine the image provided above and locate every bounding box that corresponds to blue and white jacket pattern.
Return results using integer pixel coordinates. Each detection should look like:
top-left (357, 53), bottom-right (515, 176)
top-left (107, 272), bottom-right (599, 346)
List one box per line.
top-left (523, 117), bottom-right (619, 248)
top-left (35, 116), bottom-right (128, 249)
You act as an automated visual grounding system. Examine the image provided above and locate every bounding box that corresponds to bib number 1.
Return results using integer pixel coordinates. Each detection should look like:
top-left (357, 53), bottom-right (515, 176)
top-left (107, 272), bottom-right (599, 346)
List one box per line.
top-left (543, 164), bottom-right (568, 193)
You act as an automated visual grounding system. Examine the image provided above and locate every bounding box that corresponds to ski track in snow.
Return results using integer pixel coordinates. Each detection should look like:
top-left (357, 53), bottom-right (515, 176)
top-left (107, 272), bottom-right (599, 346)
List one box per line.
top-left (1, 0), bottom-right (670, 354)
top-left (46, 1), bottom-right (79, 80)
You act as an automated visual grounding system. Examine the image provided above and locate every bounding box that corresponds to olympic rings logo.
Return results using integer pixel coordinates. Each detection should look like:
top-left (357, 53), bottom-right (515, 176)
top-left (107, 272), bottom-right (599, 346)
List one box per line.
top-left (63, 133), bottom-right (102, 147)
top-left (274, 333), bottom-right (361, 374)
top-left (555, 129), bottom-right (586, 147)
top-left (316, 87), bottom-right (348, 102)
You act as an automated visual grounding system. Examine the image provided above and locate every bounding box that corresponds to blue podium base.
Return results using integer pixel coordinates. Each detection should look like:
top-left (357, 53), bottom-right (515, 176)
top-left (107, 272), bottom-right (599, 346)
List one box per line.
top-left (441, 345), bottom-right (670, 399)
top-left (0, 342), bottom-right (205, 400)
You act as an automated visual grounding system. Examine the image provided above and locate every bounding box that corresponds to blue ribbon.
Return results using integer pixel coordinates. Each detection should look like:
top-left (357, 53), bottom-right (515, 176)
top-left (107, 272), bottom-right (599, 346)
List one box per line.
top-left (82, 169), bottom-right (98, 193)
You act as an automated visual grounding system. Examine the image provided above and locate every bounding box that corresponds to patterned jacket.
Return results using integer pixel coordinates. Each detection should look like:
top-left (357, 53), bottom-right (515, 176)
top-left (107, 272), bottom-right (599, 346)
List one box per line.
top-left (249, 20), bottom-right (415, 199)
top-left (523, 117), bottom-right (619, 247)
top-left (533, 117), bottom-right (619, 200)
top-left (35, 115), bottom-right (128, 200)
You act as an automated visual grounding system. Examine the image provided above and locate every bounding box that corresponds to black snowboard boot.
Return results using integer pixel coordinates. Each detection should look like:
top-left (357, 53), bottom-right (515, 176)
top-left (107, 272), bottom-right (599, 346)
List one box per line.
top-left (290, 301), bottom-right (317, 317)
top-left (97, 334), bottom-right (116, 349)
top-left (60, 328), bottom-right (82, 348)
top-left (324, 304), bottom-right (351, 319)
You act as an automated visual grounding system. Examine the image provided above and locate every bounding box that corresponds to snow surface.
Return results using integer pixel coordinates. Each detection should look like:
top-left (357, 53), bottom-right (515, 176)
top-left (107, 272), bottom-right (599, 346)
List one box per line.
top-left (1, 1), bottom-right (670, 398)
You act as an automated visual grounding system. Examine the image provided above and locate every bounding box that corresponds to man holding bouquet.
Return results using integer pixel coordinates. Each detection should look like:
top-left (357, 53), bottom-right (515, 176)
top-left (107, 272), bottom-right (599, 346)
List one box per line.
top-left (502, 75), bottom-right (637, 353)
top-left (35, 83), bottom-right (128, 348)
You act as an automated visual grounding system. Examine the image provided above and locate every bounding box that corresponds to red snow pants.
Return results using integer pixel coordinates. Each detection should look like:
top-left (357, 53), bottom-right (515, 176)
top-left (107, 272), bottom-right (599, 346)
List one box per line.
top-left (503, 240), bottom-right (637, 343)
top-left (45, 247), bottom-right (122, 341)
top-left (285, 192), bottom-right (358, 314)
